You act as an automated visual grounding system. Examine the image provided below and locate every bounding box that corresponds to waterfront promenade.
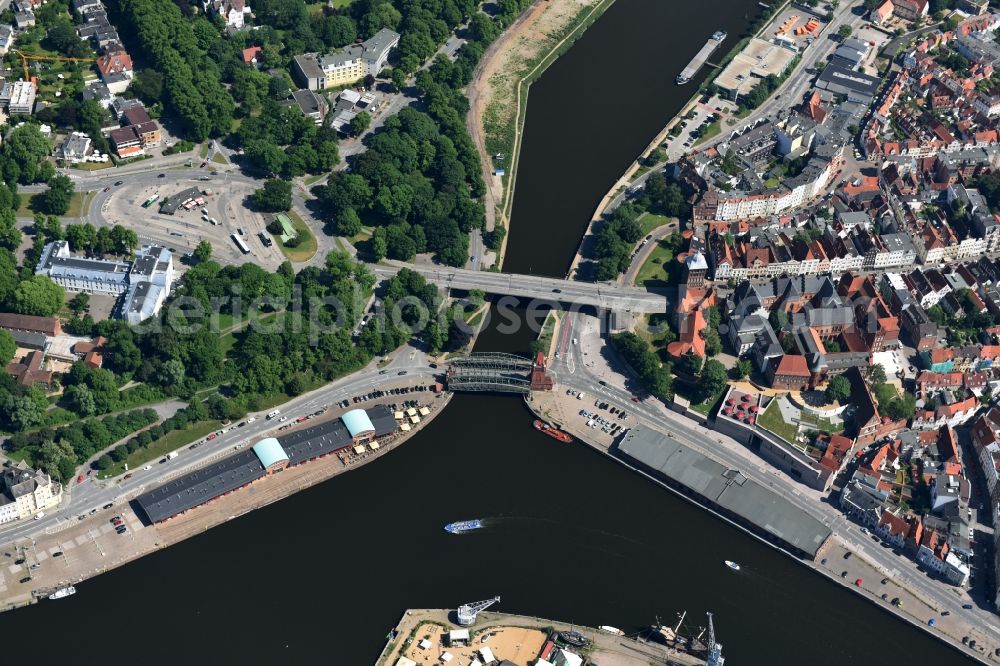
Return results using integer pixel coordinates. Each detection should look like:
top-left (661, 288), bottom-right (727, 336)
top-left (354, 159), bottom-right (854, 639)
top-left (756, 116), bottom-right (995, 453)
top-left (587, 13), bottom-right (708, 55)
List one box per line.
top-left (0, 391), bottom-right (449, 613)
top-left (533, 309), bottom-right (998, 663)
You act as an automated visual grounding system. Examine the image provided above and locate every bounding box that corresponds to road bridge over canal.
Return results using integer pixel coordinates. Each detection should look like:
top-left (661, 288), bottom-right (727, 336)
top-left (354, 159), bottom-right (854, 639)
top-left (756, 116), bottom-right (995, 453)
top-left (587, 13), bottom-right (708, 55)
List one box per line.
top-left (370, 264), bottom-right (668, 313)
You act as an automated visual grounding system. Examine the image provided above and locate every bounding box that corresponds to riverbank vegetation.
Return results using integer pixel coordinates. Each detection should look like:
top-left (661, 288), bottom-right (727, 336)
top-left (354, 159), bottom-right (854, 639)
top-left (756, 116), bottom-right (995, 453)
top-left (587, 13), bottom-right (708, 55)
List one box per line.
top-left (611, 332), bottom-right (674, 401)
top-left (5, 408), bottom-right (158, 482)
top-left (593, 172), bottom-right (690, 280)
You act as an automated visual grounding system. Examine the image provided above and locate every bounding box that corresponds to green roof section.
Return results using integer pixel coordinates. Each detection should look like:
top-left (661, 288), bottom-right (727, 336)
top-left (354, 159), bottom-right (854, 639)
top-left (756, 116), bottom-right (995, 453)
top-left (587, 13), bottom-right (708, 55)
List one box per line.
top-left (275, 214), bottom-right (298, 243)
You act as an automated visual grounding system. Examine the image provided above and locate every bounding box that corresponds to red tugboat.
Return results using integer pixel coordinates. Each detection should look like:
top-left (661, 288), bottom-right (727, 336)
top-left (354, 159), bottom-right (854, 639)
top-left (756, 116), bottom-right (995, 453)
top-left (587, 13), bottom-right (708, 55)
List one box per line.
top-left (534, 419), bottom-right (572, 443)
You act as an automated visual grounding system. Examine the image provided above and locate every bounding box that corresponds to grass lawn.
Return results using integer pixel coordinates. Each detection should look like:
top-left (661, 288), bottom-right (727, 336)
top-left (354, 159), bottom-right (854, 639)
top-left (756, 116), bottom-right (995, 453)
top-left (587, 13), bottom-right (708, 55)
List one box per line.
top-left (303, 173), bottom-right (326, 187)
top-left (799, 411), bottom-right (842, 434)
top-left (349, 226), bottom-right (374, 244)
top-left (16, 191), bottom-right (91, 218)
top-left (199, 143), bottom-right (209, 159)
top-left (211, 151), bottom-right (229, 165)
top-left (695, 118), bottom-right (721, 146)
top-left (633, 240), bottom-right (678, 287)
top-left (273, 210), bottom-right (317, 263)
top-left (533, 311), bottom-right (558, 354)
top-left (214, 312), bottom-right (235, 333)
top-left (99, 420), bottom-right (222, 479)
top-left (691, 390), bottom-right (726, 417)
top-left (636, 212), bottom-right (671, 236)
top-left (221, 311), bottom-right (283, 356)
top-left (329, 0), bottom-right (355, 7)
top-left (71, 161), bottom-right (114, 171)
top-left (759, 399), bottom-right (798, 443)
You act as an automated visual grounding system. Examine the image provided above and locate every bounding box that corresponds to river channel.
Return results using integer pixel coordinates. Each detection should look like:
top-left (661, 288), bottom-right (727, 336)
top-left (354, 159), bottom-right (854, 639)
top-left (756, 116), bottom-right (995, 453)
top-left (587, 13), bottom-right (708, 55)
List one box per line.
top-left (2, 1), bottom-right (973, 664)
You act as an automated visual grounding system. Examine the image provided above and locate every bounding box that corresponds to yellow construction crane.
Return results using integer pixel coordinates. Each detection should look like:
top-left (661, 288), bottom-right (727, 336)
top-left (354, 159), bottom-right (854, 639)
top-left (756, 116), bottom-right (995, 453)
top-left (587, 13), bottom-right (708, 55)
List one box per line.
top-left (12, 50), bottom-right (96, 83)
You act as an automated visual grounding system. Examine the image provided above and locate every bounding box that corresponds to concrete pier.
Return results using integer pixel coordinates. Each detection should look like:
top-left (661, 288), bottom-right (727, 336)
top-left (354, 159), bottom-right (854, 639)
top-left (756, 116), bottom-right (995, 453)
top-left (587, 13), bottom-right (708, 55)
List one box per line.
top-left (677, 32), bottom-right (726, 84)
top-left (377, 608), bottom-right (707, 666)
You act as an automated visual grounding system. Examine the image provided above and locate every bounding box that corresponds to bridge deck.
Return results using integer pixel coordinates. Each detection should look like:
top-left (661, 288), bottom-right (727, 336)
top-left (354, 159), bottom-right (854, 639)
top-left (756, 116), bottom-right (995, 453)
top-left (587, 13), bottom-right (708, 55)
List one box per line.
top-left (371, 264), bottom-right (668, 313)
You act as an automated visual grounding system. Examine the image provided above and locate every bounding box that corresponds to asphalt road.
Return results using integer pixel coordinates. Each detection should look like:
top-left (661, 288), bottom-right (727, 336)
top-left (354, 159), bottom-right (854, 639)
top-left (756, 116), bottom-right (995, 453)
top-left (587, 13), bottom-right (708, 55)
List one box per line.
top-left (621, 221), bottom-right (679, 286)
top-left (0, 345), bottom-right (436, 548)
top-left (548, 309), bottom-right (1000, 649)
top-left (595, 1), bottom-right (868, 228)
top-left (370, 262), bottom-right (670, 313)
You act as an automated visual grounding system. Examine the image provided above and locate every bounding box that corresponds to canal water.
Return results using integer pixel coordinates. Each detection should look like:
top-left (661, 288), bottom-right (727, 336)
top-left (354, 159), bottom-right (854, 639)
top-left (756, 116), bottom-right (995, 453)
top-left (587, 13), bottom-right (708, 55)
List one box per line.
top-left (3, 1), bottom-right (972, 664)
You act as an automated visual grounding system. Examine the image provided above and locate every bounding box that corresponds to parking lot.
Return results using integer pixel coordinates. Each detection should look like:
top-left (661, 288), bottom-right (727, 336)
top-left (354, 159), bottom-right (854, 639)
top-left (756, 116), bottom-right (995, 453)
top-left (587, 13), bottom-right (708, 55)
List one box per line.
top-left (852, 22), bottom-right (894, 76)
top-left (665, 100), bottom-right (722, 161)
top-left (93, 172), bottom-right (285, 270)
top-left (0, 504), bottom-right (154, 606)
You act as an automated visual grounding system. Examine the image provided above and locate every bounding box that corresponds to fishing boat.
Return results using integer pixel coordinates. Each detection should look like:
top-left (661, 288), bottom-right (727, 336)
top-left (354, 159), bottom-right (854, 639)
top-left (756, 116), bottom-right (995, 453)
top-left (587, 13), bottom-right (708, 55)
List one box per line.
top-left (651, 611), bottom-right (687, 648)
top-left (533, 419), bottom-right (572, 443)
top-left (558, 631), bottom-right (589, 648)
top-left (48, 586), bottom-right (76, 600)
top-left (598, 625), bottom-right (625, 636)
top-left (444, 519), bottom-right (483, 534)
top-left (724, 560), bottom-right (740, 571)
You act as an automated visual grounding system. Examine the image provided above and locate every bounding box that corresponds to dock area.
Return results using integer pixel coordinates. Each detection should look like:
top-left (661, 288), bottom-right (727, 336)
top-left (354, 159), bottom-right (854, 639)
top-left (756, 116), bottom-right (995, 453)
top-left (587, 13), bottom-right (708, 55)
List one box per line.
top-left (0, 390), bottom-right (449, 614)
top-left (377, 609), bottom-right (707, 666)
top-left (677, 32), bottom-right (726, 84)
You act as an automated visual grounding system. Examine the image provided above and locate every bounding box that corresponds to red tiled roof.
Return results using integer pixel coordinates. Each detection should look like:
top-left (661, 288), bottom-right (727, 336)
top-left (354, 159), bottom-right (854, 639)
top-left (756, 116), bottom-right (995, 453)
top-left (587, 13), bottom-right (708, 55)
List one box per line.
top-left (774, 354), bottom-right (811, 377)
top-left (0, 313), bottom-right (60, 336)
top-left (96, 51), bottom-right (133, 77)
top-left (242, 46), bottom-right (262, 65)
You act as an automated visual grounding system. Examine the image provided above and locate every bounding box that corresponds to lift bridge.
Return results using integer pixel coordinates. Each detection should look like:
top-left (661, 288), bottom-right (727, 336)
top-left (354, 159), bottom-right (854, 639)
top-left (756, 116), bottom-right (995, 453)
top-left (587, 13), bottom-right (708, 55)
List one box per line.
top-left (446, 352), bottom-right (553, 393)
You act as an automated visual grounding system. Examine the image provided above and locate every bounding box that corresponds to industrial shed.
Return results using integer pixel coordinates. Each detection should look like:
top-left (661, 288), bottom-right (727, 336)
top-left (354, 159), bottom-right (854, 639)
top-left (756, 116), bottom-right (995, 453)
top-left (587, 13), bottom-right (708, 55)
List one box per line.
top-left (367, 403), bottom-right (399, 437)
top-left (133, 450), bottom-right (265, 524)
top-left (616, 427), bottom-right (831, 558)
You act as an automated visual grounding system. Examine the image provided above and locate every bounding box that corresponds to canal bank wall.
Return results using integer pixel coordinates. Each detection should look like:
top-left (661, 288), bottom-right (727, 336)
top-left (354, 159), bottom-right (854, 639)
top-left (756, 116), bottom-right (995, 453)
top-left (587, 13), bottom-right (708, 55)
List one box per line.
top-left (467, 0), bottom-right (617, 269)
top-left (567, 0), bottom-right (799, 278)
top-left (522, 392), bottom-right (992, 664)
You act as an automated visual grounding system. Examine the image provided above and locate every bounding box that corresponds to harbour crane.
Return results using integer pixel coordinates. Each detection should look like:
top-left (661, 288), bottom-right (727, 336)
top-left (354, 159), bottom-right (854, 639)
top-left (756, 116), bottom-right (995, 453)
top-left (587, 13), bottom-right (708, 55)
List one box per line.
top-left (706, 612), bottom-right (725, 666)
top-left (456, 596), bottom-right (500, 625)
top-left (12, 50), bottom-right (96, 83)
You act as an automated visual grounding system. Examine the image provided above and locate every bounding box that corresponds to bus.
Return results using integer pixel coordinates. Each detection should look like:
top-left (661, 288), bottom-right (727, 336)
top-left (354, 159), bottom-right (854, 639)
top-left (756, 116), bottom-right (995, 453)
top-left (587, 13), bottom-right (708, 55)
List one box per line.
top-left (141, 194), bottom-right (159, 208)
top-left (231, 233), bottom-right (250, 255)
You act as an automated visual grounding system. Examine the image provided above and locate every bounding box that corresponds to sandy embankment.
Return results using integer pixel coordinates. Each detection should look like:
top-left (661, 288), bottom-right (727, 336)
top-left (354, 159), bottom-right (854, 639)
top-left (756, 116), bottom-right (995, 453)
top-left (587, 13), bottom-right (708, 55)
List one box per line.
top-left (466, 0), bottom-right (613, 267)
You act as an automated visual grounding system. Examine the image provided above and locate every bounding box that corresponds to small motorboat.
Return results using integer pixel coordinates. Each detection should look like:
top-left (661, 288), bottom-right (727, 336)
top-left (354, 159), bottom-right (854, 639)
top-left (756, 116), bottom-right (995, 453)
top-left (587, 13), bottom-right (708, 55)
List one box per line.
top-left (725, 560), bottom-right (740, 571)
top-left (598, 625), bottom-right (625, 636)
top-left (48, 586), bottom-right (76, 600)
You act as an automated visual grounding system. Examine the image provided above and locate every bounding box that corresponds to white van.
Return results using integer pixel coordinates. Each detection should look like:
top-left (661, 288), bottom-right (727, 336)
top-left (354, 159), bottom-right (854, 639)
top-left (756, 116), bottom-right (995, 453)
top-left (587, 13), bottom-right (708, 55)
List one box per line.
top-left (266, 410), bottom-right (281, 420)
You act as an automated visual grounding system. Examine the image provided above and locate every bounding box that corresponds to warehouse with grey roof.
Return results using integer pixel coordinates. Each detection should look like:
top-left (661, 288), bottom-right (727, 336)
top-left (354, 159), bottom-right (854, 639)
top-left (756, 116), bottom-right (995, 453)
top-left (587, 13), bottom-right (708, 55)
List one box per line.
top-left (615, 427), bottom-right (831, 558)
top-left (134, 404), bottom-right (400, 524)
